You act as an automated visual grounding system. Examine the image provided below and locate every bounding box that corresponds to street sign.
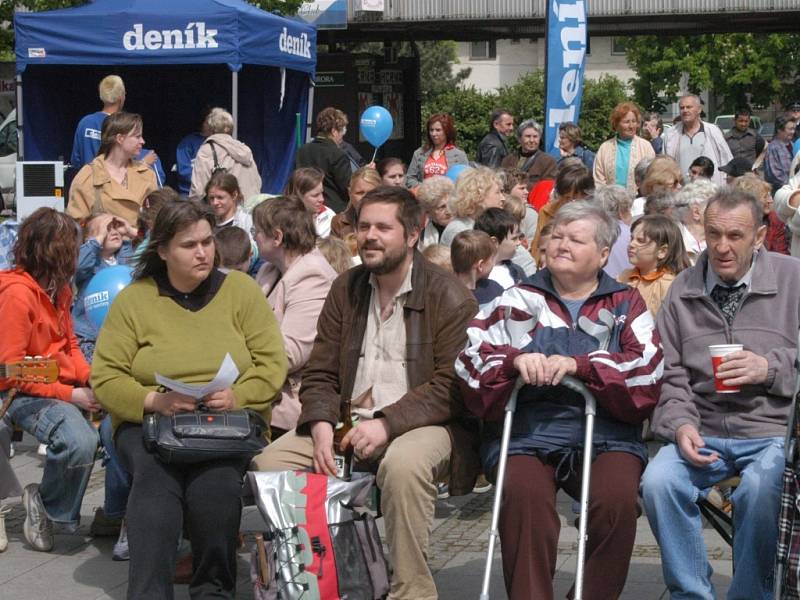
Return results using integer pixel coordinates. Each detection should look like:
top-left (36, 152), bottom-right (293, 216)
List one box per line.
top-left (297, 0), bottom-right (348, 30)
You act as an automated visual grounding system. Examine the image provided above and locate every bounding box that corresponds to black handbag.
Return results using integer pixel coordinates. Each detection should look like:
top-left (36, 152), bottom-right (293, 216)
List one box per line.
top-left (142, 408), bottom-right (268, 465)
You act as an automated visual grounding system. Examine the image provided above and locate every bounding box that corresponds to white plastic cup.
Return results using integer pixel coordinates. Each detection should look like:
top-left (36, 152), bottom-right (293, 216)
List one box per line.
top-left (709, 344), bottom-right (744, 393)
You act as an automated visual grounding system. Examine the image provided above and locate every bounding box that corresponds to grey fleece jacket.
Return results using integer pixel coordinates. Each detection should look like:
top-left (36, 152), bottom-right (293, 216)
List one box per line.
top-left (653, 247), bottom-right (800, 442)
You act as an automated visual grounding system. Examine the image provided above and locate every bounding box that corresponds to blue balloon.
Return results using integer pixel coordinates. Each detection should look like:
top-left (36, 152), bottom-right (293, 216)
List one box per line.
top-left (446, 164), bottom-right (471, 182)
top-left (360, 106), bottom-right (394, 148)
top-left (83, 265), bottom-right (133, 331)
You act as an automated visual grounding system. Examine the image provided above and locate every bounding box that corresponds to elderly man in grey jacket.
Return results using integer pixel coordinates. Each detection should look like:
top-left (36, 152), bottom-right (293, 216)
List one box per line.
top-left (641, 187), bottom-right (800, 600)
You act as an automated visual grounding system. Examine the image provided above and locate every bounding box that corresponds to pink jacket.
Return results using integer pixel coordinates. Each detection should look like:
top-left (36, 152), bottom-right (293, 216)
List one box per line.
top-left (256, 248), bottom-right (337, 431)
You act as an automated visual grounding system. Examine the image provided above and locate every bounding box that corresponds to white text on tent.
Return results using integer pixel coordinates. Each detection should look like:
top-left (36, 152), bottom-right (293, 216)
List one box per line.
top-left (279, 27), bottom-right (312, 59)
top-left (123, 23), bottom-right (219, 51)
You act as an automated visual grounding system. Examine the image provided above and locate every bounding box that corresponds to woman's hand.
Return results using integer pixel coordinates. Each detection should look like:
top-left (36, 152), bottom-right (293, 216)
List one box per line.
top-left (71, 387), bottom-right (102, 412)
top-left (87, 214), bottom-right (113, 244)
top-left (144, 391), bottom-right (197, 415)
top-left (512, 353), bottom-right (577, 386)
top-left (202, 388), bottom-right (236, 411)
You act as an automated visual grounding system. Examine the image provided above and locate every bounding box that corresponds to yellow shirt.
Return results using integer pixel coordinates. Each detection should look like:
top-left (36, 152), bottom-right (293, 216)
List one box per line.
top-left (617, 268), bottom-right (676, 318)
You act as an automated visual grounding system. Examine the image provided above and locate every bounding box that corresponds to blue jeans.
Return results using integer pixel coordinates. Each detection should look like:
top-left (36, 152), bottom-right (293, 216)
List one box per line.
top-left (98, 415), bottom-right (131, 519)
top-left (6, 395), bottom-right (98, 530)
top-left (641, 436), bottom-right (784, 600)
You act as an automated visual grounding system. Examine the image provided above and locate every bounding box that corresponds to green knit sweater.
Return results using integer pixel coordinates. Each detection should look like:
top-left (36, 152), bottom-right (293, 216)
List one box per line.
top-left (91, 270), bottom-right (288, 432)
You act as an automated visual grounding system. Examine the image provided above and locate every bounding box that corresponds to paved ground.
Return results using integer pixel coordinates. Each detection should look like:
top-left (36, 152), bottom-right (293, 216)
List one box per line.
top-left (0, 433), bottom-right (734, 599)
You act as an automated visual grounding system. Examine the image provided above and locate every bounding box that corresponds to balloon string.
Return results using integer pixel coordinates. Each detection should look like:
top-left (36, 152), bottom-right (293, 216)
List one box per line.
top-left (370, 147), bottom-right (378, 164)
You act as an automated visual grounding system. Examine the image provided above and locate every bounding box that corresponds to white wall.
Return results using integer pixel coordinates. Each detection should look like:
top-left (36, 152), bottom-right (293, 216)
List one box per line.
top-left (454, 37), bottom-right (635, 93)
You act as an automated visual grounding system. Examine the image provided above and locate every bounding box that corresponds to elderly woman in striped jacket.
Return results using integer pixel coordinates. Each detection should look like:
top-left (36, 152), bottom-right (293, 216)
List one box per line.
top-left (456, 201), bottom-right (663, 600)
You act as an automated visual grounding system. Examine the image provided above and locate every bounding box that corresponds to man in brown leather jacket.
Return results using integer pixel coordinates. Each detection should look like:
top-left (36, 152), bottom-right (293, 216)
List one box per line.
top-left (253, 185), bottom-right (480, 600)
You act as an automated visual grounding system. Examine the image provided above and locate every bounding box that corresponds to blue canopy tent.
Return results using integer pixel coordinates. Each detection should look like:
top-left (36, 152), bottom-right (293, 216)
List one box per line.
top-left (14, 0), bottom-right (317, 193)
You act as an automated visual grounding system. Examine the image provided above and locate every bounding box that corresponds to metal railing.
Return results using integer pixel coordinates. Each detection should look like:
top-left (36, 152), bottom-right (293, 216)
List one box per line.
top-left (347, 0), bottom-right (798, 21)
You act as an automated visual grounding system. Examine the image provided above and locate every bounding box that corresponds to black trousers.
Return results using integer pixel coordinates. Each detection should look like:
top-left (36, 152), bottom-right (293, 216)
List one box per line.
top-left (116, 423), bottom-right (247, 600)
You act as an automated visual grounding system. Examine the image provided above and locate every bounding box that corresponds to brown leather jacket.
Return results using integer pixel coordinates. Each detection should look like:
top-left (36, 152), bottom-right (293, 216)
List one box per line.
top-left (297, 251), bottom-right (481, 495)
top-left (501, 150), bottom-right (557, 187)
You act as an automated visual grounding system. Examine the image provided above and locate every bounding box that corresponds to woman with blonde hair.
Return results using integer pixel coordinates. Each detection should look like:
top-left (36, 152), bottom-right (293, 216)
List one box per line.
top-left (439, 166), bottom-right (504, 247)
top-left (68, 112), bottom-right (158, 227)
top-left (416, 175), bottom-right (455, 249)
top-left (189, 107), bottom-right (262, 202)
top-left (593, 101), bottom-right (656, 194)
top-left (641, 155), bottom-right (683, 198)
top-left (330, 166), bottom-right (382, 240)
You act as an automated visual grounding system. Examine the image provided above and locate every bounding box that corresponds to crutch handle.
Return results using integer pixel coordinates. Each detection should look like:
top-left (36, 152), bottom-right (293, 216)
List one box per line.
top-left (561, 375), bottom-right (596, 416)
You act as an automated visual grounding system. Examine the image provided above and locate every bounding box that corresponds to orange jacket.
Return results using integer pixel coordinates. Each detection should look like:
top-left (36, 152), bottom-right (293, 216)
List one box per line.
top-left (0, 269), bottom-right (90, 400)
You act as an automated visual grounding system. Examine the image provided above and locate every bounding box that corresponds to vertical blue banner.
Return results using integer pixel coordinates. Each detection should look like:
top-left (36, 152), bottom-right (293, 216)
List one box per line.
top-left (544, 0), bottom-right (588, 159)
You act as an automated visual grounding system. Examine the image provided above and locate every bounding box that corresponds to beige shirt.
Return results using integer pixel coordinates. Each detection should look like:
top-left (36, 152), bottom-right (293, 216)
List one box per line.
top-left (351, 264), bottom-right (413, 421)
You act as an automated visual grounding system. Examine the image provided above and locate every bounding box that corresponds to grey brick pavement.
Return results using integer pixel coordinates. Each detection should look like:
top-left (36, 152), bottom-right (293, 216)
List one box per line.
top-left (0, 433), bottom-right (735, 599)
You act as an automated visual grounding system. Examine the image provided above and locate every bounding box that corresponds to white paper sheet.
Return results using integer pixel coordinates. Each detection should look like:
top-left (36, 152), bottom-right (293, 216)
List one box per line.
top-left (155, 353), bottom-right (239, 401)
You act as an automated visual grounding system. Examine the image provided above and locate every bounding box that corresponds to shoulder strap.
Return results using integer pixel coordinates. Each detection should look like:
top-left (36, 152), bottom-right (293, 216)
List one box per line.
top-left (207, 140), bottom-right (221, 171)
top-left (520, 151), bottom-right (540, 173)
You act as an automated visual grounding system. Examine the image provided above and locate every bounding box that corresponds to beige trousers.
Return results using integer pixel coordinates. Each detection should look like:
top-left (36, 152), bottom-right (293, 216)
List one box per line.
top-left (252, 425), bottom-right (452, 600)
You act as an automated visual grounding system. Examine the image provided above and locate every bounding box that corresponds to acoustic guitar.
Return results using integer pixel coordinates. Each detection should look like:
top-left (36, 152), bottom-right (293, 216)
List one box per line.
top-left (0, 356), bottom-right (60, 420)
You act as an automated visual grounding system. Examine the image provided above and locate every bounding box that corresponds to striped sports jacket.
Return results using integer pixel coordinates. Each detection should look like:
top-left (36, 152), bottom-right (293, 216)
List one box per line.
top-left (456, 269), bottom-right (664, 471)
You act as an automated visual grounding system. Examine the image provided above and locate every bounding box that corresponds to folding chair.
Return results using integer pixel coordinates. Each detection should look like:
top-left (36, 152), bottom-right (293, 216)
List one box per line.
top-left (479, 375), bottom-right (597, 600)
top-left (773, 336), bottom-right (800, 599)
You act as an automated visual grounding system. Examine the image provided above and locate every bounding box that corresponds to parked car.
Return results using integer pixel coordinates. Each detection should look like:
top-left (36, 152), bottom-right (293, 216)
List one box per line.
top-left (713, 114), bottom-right (762, 135)
top-left (759, 121), bottom-right (775, 143)
top-left (0, 109), bottom-right (17, 209)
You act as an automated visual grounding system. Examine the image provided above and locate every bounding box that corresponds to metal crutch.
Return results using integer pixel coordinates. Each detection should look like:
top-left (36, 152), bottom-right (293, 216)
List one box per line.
top-left (479, 377), bottom-right (524, 600)
top-left (561, 375), bottom-right (597, 600)
top-left (478, 375), bottom-right (597, 600)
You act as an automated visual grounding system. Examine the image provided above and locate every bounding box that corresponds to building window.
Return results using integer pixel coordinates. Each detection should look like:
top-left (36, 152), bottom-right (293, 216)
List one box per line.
top-left (469, 41), bottom-right (496, 61)
top-left (611, 37), bottom-right (626, 55)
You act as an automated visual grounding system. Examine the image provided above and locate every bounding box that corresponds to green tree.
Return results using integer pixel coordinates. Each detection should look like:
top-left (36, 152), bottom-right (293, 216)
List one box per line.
top-left (421, 70), bottom-right (628, 157)
top-left (497, 71), bottom-right (545, 126)
top-left (0, 0), bottom-right (87, 59)
top-left (579, 74), bottom-right (629, 148)
top-left (422, 85), bottom-right (498, 158)
top-left (623, 33), bottom-right (800, 114)
top-left (416, 41), bottom-right (471, 103)
top-left (250, 0), bottom-right (303, 15)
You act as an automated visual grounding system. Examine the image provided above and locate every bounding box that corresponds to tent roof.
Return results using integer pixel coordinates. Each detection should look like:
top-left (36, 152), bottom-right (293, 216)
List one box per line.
top-left (14, 0), bottom-right (317, 74)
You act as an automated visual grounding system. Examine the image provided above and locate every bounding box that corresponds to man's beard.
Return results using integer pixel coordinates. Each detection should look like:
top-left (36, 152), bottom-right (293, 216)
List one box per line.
top-left (359, 242), bottom-right (409, 275)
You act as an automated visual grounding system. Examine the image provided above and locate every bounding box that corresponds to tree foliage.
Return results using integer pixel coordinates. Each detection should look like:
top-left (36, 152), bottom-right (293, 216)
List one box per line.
top-left (416, 41), bottom-right (471, 103)
top-left (623, 34), bottom-right (800, 114)
top-left (249, 0), bottom-right (303, 15)
top-left (422, 71), bottom-right (628, 158)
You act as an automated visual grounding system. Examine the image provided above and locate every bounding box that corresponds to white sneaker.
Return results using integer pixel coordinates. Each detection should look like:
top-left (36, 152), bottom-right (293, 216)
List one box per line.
top-left (0, 504), bottom-right (11, 552)
top-left (37, 443), bottom-right (47, 456)
top-left (22, 483), bottom-right (53, 552)
top-left (8, 443), bottom-right (14, 458)
top-left (112, 521), bottom-right (129, 561)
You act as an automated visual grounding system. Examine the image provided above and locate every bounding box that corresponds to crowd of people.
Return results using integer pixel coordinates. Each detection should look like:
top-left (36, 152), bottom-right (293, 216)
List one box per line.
top-left (1, 72), bottom-right (800, 600)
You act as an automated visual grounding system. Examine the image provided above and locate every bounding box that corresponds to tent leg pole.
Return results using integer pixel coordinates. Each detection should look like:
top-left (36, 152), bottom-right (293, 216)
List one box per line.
top-left (232, 70), bottom-right (239, 140)
top-left (15, 75), bottom-right (23, 161)
top-left (306, 80), bottom-right (314, 143)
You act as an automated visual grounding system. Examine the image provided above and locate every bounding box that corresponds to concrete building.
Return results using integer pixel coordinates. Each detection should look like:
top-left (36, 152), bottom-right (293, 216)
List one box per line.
top-left (455, 36), bottom-right (634, 93)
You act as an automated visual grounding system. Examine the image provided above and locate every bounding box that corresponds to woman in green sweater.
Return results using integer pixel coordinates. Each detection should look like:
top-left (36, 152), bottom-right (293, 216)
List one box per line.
top-left (91, 200), bottom-right (287, 599)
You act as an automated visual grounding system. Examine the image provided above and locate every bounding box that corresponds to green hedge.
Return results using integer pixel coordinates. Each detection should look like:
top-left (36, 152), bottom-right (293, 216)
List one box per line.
top-left (422, 71), bottom-right (629, 159)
